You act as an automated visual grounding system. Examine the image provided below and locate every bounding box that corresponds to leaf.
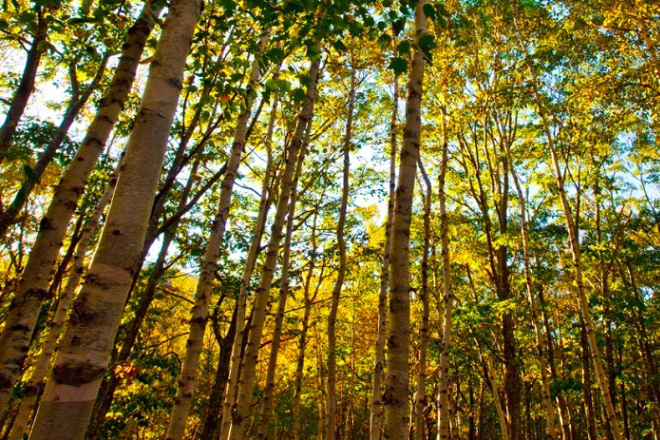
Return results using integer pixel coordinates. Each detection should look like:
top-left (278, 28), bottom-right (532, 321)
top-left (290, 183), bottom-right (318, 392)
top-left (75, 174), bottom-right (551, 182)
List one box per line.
top-left (332, 39), bottom-right (348, 53)
top-left (418, 34), bottom-right (436, 61)
top-left (377, 33), bottom-right (392, 49)
top-left (388, 57), bottom-right (408, 76)
top-left (423, 3), bottom-right (436, 21)
top-left (23, 165), bottom-right (41, 184)
top-left (292, 88), bottom-right (306, 104)
top-left (392, 17), bottom-right (406, 36)
top-left (397, 40), bottom-right (411, 55)
top-left (10, 187), bottom-right (26, 211)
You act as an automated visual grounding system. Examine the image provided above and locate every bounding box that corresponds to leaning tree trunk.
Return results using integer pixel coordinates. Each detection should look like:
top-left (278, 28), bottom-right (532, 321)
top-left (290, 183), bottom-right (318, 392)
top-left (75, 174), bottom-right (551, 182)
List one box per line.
top-left (256, 97), bottom-right (298, 440)
top-left (27, 1), bottom-right (202, 438)
top-left (7, 159), bottom-right (119, 440)
top-left (326, 63), bottom-right (354, 440)
top-left (227, 52), bottom-right (321, 440)
top-left (0, 53), bottom-right (110, 238)
top-left (218, 91), bottom-right (280, 440)
top-left (370, 68), bottom-right (398, 440)
top-left (0, 4), bottom-right (48, 159)
top-left (0, 2), bottom-right (162, 419)
top-left (165, 31), bottom-right (269, 440)
top-left (383, 2), bottom-right (427, 438)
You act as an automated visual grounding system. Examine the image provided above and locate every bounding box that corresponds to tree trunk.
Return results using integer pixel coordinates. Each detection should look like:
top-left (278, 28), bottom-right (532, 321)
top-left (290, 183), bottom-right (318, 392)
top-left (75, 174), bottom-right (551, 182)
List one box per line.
top-left (383, 2), bottom-right (427, 438)
top-left (436, 132), bottom-right (454, 440)
top-left (218, 91), bottom-right (279, 440)
top-left (413, 159), bottom-right (431, 440)
top-left (198, 303), bottom-right (237, 440)
top-left (326, 63), bottom-right (353, 440)
top-left (0, 4), bottom-right (48, 159)
top-left (370, 68), bottom-right (398, 440)
top-left (581, 319), bottom-right (598, 440)
top-left (0, 2), bottom-right (162, 419)
top-left (7, 159), bottom-right (119, 440)
top-left (165, 31), bottom-right (269, 440)
top-left (506, 143), bottom-right (557, 438)
top-left (256, 95), bottom-right (300, 440)
top-left (27, 1), bottom-right (202, 437)
top-left (291, 203), bottom-right (324, 440)
top-left (0, 53), bottom-right (111, 237)
top-left (225, 47), bottom-right (321, 439)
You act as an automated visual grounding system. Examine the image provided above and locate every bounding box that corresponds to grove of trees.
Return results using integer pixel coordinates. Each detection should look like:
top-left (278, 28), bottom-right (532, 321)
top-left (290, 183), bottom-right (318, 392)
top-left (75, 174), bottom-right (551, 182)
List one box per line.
top-left (0, 0), bottom-right (659, 439)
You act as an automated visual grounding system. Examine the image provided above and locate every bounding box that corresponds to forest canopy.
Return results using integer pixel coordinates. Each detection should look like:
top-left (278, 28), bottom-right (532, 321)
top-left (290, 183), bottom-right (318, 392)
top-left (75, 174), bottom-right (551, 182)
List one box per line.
top-left (0, 0), bottom-right (659, 439)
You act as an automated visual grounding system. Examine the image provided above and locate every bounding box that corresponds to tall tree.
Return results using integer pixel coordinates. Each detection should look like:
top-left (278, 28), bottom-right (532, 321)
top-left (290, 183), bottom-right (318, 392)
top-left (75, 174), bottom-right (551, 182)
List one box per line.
top-left (27, 0), bottom-right (203, 437)
top-left (383, 1), bottom-right (427, 437)
top-left (0, 2), bottom-right (163, 418)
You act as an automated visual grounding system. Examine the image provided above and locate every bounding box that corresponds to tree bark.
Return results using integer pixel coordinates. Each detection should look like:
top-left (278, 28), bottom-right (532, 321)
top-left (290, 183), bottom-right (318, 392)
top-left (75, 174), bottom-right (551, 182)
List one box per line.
top-left (0, 2), bottom-right (162, 419)
top-left (7, 158), bottom-right (119, 440)
top-left (436, 132), bottom-right (454, 440)
top-left (383, 2), bottom-right (426, 438)
top-left (412, 158), bottom-right (431, 440)
top-left (27, 1), bottom-right (202, 437)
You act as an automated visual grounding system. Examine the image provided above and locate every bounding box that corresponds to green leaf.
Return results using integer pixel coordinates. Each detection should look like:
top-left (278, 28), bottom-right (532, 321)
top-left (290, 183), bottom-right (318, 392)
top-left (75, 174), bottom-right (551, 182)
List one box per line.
top-left (436, 3), bottom-right (450, 17)
top-left (423, 3), bottom-right (436, 21)
top-left (388, 57), bottom-right (408, 76)
top-left (377, 33), bottom-right (392, 49)
top-left (10, 187), bottom-right (26, 211)
top-left (392, 18), bottom-right (406, 36)
top-left (23, 165), bottom-right (41, 184)
top-left (418, 34), bottom-right (436, 61)
top-left (292, 88), bottom-right (306, 104)
top-left (397, 40), bottom-right (411, 55)
top-left (265, 79), bottom-right (278, 91)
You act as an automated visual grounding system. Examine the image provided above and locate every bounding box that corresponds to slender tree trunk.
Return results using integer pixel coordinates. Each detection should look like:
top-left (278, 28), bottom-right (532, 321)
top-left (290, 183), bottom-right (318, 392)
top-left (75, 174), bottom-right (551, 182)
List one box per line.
top-left (581, 319), bottom-right (598, 440)
top-left (326, 64), bottom-right (353, 440)
top-left (383, 3), bottom-right (427, 438)
top-left (292, 207), bottom-right (322, 440)
top-left (226, 49), bottom-right (321, 440)
top-left (27, 1), bottom-right (202, 437)
top-left (0, 53), bottom-right (111, 237)
top-left (413, 159), bottom-right (431, 440)
top-left (256, 100), bottom-right (301, 440)
top-left (370, 69), bottom-right (398, 440)
top-left (218, 93), bottom-right (279, 440)
top-left (0, 4), bottom-right (48, 159)
top-left (7, 160), bottom-right (119, 440)
top-left (165, 32), bottom-right (269, 440)
top-left (0, 2), bottom-right (162, 419)
top-left (198, 303), bottom-right (237, 440)
top-left (436, 135), bottom-right (454, 440)
top-left (481, 348), bottom-right (509, 440)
